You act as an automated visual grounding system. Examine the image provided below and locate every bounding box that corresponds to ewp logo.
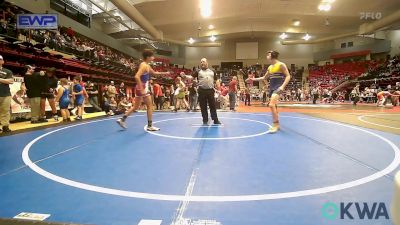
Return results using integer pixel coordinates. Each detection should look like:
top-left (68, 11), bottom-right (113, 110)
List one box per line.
top-left (17, 14), bottom-right (58, 30)
top-left (322, 202), bottom-right (389, 220)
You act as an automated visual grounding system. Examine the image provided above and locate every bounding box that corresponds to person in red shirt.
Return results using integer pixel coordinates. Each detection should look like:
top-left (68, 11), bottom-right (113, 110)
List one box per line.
top-left (246, 73), bottom-right (254, 88)
top-left (221, 83), bottom-right (229, 96)
top-left (153, 82), bottom-right (164, 110)
top-left (228, 76), bottom-right (238, 111)
top-left (66, 27), bottom-right (75, 37)
top-left (217, 83), bottom-right (229, 110)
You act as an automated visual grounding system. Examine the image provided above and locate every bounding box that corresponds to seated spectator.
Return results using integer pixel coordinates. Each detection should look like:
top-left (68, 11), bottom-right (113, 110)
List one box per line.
top-left (108, 97), bottom-right (117, 116)
top-left (116, 97), bottom-right (131, 115)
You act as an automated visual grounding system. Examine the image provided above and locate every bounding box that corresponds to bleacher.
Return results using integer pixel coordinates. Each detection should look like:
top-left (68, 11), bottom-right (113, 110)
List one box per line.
top-left (220, 70), bottom-right (236, 85)
top-left (0, 0), bottom-right (192, 87)
top-left (357, 56), bottom-right (400, 90)
top-left (0, 41), bottom-right (134, 85)
top-left (308, 61), bottom-right (378, 90)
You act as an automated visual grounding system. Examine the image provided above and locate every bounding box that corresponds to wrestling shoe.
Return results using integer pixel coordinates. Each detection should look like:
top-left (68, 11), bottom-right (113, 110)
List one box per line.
top-left (268, 123), bottom-right (280, 134)
top-left (116, 118), bottom-right (127, 129)
top-left (147, 126), bottom-right (160, 131)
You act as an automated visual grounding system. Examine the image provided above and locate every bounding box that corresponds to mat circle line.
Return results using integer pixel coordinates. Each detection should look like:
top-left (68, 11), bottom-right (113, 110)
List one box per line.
top-left (21, 114), bottom-right (400, 202)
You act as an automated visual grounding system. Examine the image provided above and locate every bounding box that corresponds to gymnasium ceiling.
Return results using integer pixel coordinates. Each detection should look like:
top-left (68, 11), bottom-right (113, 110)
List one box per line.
top-left (87, 0), bottom-right (400, 45)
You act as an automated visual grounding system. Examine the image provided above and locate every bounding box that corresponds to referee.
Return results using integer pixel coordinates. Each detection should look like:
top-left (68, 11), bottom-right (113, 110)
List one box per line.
top-left (193, 58), bottom-right (221, 125)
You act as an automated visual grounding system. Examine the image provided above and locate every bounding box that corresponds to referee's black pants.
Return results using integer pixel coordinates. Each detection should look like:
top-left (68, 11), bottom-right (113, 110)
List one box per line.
top-left (198, 88), bottom-right (219, 123)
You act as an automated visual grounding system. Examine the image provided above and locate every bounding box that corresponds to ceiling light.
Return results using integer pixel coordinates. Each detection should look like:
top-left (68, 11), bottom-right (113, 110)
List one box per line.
top-left (302, 33), bottom-right (311, 41)
top-left (293, 20), bottom-right (300, 26)
top-left (318, 3), bottom-right (331, 11)
top-left (200, 0), bottom-right (212, 18)
top-left (279, 33), bottom-right (288, 39)
top-left (188, 38), bottom-right (195, 44)
top-left (208, 24), bottom-right (215, 30)
top-left (210, 35), bottom-right (216, 42)
top-left (201, 9), bottom-right (212, 17)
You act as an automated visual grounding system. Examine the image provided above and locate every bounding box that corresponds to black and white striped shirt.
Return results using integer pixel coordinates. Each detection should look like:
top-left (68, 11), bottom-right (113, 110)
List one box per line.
top-left (192, 68), bottom-right (216, 89)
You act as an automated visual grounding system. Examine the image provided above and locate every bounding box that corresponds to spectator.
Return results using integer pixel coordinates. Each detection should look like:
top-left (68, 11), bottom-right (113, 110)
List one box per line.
top-left (116, 97), bottom-right (131, 114)
top-left (246, 72), bottom-right (254, 88)
top-left (108, 97), bottom-right (117, 115)
top-left (0, 55), bottom-right (14, 132)
top-left (153, 81), bottom-right (164, 110)
top-left (351, 83), bottom-right (360, 105)
top-left (103, 84), bottom-right (109, 102)
top-left (72, 76), bottom-right (84, 120)
top-left (218, 83), bottom-right (229, 110)
top-left (164, 85), bottom-right (171, 109)
top-left (40, 67), bottom-right (58, 121)
top-left (296, 88), bottom-right (302, 102)
top-left (24, 65), bottom-right (42, 124)
top-left (228, 76), bottom-right (238, 111)
top-left (188, 81), bottom-right (198, 111)
top-left (86, 82), bottom-right (102, 112)
top-left (107, 81), bottom-right (116, 99)
top-left (118, 82), bottom-right (126, 100)
top-left (161, 84), bottom-right (166, 100)
top-left (174, 76), bottom-right (189, 112)
top-left (0, 19), bottom-right (7, 34)
top-left (244, 87), bottom-right (251, 106)
top-left (66, 26), bottom-right (75, 38)
top-left (311, 87), bottom-right (319, 104)
top-left (262, 89), bottom-right (267, 105)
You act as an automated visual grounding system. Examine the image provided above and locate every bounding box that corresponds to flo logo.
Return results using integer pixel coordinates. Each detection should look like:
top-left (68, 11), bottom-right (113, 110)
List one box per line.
top-left (321, 202), bottom-right (389, 220)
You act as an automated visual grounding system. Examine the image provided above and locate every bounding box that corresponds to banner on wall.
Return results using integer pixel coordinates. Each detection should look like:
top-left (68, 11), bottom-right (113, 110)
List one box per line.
top-left (10, 77), bottom-right (30, 114)
top-left (17, 14), bottom-right (58, 30)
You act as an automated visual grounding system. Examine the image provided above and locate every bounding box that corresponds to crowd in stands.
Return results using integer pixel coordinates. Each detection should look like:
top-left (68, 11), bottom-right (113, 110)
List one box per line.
top-left (0, 1), bottom-right (138, 72)
top-left (308, 61), bottom-right (373, 90)
top-left (308, 57), bottom-right (399, 91)
top-left (306, 56), bottom-right (400, 105)
top-left (0, 1), bottom-right (197, 89)
top-left (358, 55), bottom-right (400, 81)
